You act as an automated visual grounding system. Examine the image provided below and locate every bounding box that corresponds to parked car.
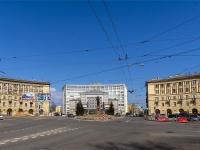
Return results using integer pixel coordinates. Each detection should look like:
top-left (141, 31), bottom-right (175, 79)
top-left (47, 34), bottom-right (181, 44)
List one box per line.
top-left (177, 115), bottom-right (188, 123)
top-left (0, 114), bottom-right (4, 120)
top-left (115, 113), bottom-right (121, 117)
top-left (155, 114), bottom-right (168, 121)
top-left (61, 114), bottom-right (67, 117)
top-left (126, 113), bottom-right (131, 117)
top-left (67, 113), bottom-right (74, 117)
top-left (197, 114), bottom-right (200, 121)
top-left (54, 112), bottom-right (60, 116)
top-left (186, 114), bottom-right (199, 121)
top-left (168, 114), bottom-right (179, 121)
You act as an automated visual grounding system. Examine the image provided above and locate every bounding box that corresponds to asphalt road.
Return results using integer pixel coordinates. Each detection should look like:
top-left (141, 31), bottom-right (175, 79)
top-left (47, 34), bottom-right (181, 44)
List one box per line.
top-left (0, 116), bottom-right (200, 150)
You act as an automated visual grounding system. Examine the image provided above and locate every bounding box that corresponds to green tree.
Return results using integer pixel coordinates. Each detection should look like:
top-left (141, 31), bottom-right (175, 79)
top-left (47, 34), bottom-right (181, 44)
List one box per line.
top-left (76, 101), bottom-right (84, 116)
top-left (107, 101), bottom-right (114, 115)
top-left (49, 102), bottom-right (57, 112)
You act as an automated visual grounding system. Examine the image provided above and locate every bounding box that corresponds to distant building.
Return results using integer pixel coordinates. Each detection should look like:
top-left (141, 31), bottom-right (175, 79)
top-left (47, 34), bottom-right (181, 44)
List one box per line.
top-left (62, 83), bottom-right (128, 115)
top-left (146, 73), bottom-right (200, 115)
top-left (56, 106), bottom-right (62, 113)
top-left (0, 77), bottom-right (50, 116)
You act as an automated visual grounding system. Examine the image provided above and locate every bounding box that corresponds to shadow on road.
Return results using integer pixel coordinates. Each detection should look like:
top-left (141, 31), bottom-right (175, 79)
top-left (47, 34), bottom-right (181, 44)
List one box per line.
top-left (89, 140), bottom-right (174, 150)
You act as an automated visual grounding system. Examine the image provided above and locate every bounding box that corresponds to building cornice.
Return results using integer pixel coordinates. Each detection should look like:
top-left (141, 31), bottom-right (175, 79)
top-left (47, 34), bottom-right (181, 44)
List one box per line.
top-left (0, 77), bottom-right (50, 85)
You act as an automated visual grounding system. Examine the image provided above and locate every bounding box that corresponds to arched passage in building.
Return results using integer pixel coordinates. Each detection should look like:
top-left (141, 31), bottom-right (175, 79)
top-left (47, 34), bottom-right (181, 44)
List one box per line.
top-left (179, 109), bottom-right (184, 114)
top-left (39, 109), bottom-right (43, 115)
top-left (18, 109), bottom-right (23, 112)
top-left (155, 109), bottom-right (160, 114)
top-left (167, 109), bottom-right (172, 115)
top-left (7, 108), bottom-right (12, 116)
top-left (29, 109), bottom-right (33, 114)
top-left (192, 108), bottom-right (198, 114)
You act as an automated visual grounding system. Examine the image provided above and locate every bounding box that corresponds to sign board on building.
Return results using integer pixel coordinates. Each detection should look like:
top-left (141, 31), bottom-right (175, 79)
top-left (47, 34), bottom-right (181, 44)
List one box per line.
top-left (37, 93), bottom-right (51, 100)
top-left (22, 93), bottom-right (35, 100)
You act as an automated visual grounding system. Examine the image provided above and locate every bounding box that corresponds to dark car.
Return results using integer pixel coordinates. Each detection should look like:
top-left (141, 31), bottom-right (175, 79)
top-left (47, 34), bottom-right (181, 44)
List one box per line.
top-left (115, 113), bottom-right (121, 117)
top-left (198, 114), bottom-right (200, 121)
top-left (54, 112), bottom-right (60, 116)
top-left (126, 113), bottom-right (131, 117)
top-left (186, 114), bottom-right (199, 121)
top-left (67, 113), bottom-right (74, 117)
top-left (168, 114), bottom-right (179, 121)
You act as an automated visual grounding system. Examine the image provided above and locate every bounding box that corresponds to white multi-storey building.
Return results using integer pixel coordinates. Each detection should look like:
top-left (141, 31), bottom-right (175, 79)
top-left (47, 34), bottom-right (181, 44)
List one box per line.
top-left (62, 83), bottom-right (128, 115)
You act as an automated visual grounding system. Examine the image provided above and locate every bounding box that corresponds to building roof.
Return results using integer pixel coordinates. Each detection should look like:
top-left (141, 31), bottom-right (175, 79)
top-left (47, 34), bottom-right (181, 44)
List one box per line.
top-left (146, 72), bottom-right (200, 84)
top-left (0, 77), bottom-right (50, 85)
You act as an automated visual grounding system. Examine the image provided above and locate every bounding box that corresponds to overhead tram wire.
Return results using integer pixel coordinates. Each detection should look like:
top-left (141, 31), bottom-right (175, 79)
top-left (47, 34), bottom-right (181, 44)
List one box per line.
top-left (51, 47), bottom-right (200, 84)
top-left (88, 0), bottom-right (129, 86)
top-left (1, 36), bottom-right (200, 62)
top-left (3, 46), bottom-right (200, 71)
top-left (103, 0), bottom-right (134, 91)
top-left (128, 37), bottom-right (200, 59)
top-left (140, 14), bottom-right (200, 43)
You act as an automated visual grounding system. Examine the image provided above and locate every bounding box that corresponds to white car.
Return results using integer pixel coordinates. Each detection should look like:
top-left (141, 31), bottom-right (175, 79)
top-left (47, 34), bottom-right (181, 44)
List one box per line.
top-left (0, 115), bottom-right (4, 120)
top-left (61, 114), bottom-right (67, 117)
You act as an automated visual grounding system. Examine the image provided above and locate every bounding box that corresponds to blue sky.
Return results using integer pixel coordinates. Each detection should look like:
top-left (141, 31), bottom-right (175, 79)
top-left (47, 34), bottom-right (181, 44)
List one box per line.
top-left (0, 1), bottom-right (200, 108)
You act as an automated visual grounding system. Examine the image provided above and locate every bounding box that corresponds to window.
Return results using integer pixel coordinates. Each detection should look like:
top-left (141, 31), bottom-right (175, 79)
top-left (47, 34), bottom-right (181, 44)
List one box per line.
top-left (155, 84), bottom-right (159, 88)
top-left (173, 102), bottom-right (176, 107)
top-left (3, 102), bottom-right (6, 107)
top-left (155, 97), bottom-right (159, 102)
top-left (25, 103), bottom-right (27, 107)
top-left (186, 95), bottom-right (189, 100)
top-left (160, 84), bottom-right (164, 88)
top-left (172, 82), bottom-right (176, 86)
top-left (191, 87), bottom-right (196, 92)
top-left (186, 101), bottom-right (189, 106)
top-left (178, 82), bottom-right (182, 86)
top-left (191, 95), bottom-right (196, 99)
top-left (155, 90), bottom-right (159, 94)
top-left (173, 96), bottom-right (176, 100)
top-left (172, 89), bottom-right (176, 93)
top-left (179, 101), bottom-right (182, 106)
top-left (167, 89), bottom-right (170, 94)
top-left (185, 88), bottom-right (189, 92)
top-left (178, 95), bottom-right (183, 100)
top-left (167, 96), bottom-right (170, 100)
top-left (162, 97), bottom-right (164, 101)
top-left (185, 81), bottom-right (189, 85)
top-left (14, 102), bottom-right (17, 107)
top-left (192, 80), bottom-right (196, 84)
top-left (167, 83), bottom-right (170, 87)
top-left (178, 88), bottom-right (183, 93)
top-left (162, 103), bottom-right (164, 107)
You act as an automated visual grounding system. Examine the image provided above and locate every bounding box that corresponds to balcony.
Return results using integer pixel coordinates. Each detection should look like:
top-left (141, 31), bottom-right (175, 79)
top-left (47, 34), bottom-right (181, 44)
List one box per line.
top-left (190, 98), bottom-right (196, 102)
top-left (177, 99), bottom-right (182, 102)
top-left (165, 100), bottom-right (170, 103)
top-left (154, 100), bottom-right (159, 104)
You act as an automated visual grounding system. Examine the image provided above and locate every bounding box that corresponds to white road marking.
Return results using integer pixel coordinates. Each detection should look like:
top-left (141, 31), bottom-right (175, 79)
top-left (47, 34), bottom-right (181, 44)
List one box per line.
top-left (22, 138), bottom-right (28, 140)
top-left (0, 126), bottom-right (85, 146)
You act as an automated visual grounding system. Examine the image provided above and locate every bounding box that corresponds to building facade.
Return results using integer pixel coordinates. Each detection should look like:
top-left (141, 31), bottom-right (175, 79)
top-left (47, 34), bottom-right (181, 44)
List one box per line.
top-left (62, 83), bottom-right (128, 115)
top-left (146, 73), bottom-right (200, 115)
top-left (0, 77), bottom-right (50, 116)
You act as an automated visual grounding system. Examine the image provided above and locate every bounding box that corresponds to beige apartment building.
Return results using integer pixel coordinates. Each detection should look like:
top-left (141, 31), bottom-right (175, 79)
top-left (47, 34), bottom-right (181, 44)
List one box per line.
top-left (0, 77), bottom-right (50, 116)
top-left (146, 73), bottom-right (200, 115)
